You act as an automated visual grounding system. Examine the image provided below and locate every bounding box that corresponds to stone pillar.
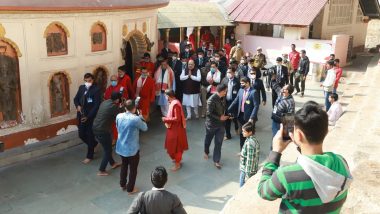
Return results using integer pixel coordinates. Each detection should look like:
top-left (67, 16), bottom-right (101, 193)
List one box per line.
top-left (220, 26), bottom-right (226, 47)
top-left (196, 27), bottom-right (201, 49)
top-left (164, 28), bottom-right (171, 42)
top-left (179, 27), bottom-right (184, 42)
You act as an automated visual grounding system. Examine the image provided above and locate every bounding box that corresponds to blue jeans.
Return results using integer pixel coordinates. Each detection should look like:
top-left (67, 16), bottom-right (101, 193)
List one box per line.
top-left (95, 133), bottom-right (115, 172)
top-left (272, 121), bottom-right (280, 137)
top-left (324, 91), bottom-right (331, 111)
top-left (204, 126), bottom-right (225, 163)
top-left (240, 171), bottom-right (246, 187)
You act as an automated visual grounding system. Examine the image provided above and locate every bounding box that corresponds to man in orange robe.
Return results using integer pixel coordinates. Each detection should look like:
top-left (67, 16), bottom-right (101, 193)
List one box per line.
top-left (118, 66), bottom-right (135, 100)
top-left (138, 52), bottom-right (155, 78)
top-left (162, 89), bottom-right (188, 171)
top-left (133, 67), bottom-right (155, 121)
top-left (103, 74), bottom-right (128, 144)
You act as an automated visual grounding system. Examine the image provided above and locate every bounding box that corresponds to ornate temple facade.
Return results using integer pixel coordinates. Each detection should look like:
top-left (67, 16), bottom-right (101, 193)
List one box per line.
top-left (0, 0), bottom-right (169, 150)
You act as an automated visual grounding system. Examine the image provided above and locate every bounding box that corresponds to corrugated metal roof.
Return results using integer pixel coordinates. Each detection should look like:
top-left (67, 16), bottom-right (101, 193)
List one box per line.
top-left (0, 0), bottom-right (169, 11)
top-left (227, 0), bottom-right (328, 26)
top-left (158, 1), bottom-right (234, 29)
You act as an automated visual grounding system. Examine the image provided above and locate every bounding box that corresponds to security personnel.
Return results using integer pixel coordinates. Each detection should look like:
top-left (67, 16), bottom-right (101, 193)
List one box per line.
top-left (74, 73), bottom-right (101, 164)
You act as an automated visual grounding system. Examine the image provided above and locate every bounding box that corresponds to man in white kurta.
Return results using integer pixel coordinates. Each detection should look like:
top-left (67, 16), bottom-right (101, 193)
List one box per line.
top-left (327, 93), bottom-right (343, 126)
top-left (180, 59), bottom-right (201, 120)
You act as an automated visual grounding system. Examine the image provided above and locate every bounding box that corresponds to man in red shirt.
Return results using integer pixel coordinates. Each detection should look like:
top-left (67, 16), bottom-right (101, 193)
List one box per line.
top-left (289, 44), bottom-right (300, 86)
top-left (118, 66), bottom-right (135, 100)
top-left (138, 53), bottom-right (155, 78)
top-left (133, 67), bottom-right (156, 121)
top-left (333, 59), bottom-right (343, 93)
top-left (104, 75), bottom-right (129, 100)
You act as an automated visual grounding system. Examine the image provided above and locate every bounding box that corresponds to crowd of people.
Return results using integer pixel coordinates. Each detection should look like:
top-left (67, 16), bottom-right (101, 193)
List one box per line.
top-left (72, 35), bottom-right (350, 213)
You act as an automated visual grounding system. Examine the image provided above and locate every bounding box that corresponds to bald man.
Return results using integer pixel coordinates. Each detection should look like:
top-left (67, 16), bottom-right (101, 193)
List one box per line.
top-left (180, 59), bottom-right (202, 120)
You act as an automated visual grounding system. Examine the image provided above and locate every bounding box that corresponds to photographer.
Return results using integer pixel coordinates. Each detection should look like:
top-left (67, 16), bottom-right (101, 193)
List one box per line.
top-left (271, 82), bottom-right (295, 138)
top-left (116, 99), bottom-right (148, 194)
top-left (258, 101), bottom-right (353, 213)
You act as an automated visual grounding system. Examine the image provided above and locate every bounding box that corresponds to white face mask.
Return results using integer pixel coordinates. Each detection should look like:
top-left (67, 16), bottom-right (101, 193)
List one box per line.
top-left (251, 74), bottom-right (256, 79)
top-left (172, 56), bottom-right (177, 60)
top-left (237, 44), bottom-right (241, 48)
top-left (240, 60), bottom-right (245, 64)
top-left (198, 55), bottom-right (203, 58)
top-left (84, 82), bottom-right (92, 88)
top-left (226, 73), bottom-right (233, 79)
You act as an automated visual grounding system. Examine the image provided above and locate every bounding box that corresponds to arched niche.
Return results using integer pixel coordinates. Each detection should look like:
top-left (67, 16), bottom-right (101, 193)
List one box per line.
top-left (44, 22), bottom-right (69, 56)
top-left (91, 21), bottom-right (107, 52)
top-left (48, 72), bottom-right (71, 117)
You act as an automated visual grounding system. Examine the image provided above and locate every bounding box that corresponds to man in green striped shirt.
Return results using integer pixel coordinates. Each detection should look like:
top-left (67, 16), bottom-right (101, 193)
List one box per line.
top-left (258, 101), bottom-right (353, 213)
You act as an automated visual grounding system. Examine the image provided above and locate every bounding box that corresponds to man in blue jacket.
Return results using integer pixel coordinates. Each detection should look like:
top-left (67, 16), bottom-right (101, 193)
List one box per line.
top-left (74, 73), bottom-right (101, 164)
top-left (228, 77), bottom-right (259, 150)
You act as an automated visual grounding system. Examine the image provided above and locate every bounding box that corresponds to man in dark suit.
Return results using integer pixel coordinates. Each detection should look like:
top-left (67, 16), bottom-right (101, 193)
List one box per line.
top-left (180, 44), bottom-right (193, 60)
top-left (214, 53), bottom-right (227, 79)
top-left (197, 41), bottom-right (208, 55)
top-left (170, 52), bottom-right (183, 102)
top-left (228, 77), bottom-right (259, 150)
top-left (127, 166), bottom-right (187, 214)
top-left (249, 69), bottom-right (267, 106)
top-left (270, 57), bottom-right (289, 108)
top-left (195, 50), bottom-right (207, 69)
top-left (221, 67), bottom-right (240, 140)
top-left (160, 41), bottom-right (172, 59)
top-left (74, 73), bottom-right (101, 164)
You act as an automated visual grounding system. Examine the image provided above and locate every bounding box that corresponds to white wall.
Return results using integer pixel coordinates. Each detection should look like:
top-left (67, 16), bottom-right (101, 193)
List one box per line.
top-left (320, 0), bottom-right (368, 49)
top-left (0, 10), bottom-right (159, 134)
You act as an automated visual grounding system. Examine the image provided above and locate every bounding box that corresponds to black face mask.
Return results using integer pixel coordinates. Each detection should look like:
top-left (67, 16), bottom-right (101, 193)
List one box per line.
top-left (240, 85), bottom-right (245, 89)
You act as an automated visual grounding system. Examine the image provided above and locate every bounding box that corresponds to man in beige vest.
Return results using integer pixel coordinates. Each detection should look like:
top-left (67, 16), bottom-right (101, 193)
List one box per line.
top-left (230, 40), bottom-right (245, 62)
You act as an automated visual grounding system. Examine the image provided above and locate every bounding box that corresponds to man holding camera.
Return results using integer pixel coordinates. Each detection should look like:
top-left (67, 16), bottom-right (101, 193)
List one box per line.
top-left (271, 82), bottom-right (295, 137)
top-left (116, 100), bottom-right (148, 194)
top-left (258, 101), bottom-right (352, 213)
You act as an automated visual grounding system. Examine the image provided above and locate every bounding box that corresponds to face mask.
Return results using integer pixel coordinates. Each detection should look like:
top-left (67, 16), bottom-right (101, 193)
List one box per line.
top-left (240, 84), bottom-right (245, 89)
top-left (185, 49), bottom-right (189, 52)
top-left (226, 73), bottom-right (232, 79)
top-left (111, 80), bottom-right (117, 87)
top-left (210, 68), bottom-right (216, 73)
top-left (240, 60), bottom-right (245, 64)
top-left (251, 74), bottom-right (256, 79)
top-left (172, 56), bottom-right (177, 60)
top-left (237, 44), bottom-right (241, 48)
top-left (85, 82), bottom-right (92, 88)
top-left (144, 58), bottom-right (149, 62)
top-left (141, 73), bottom-right (148, 78)
top-left (182, 62), bottom-right (187, 65)
top-left (231, 36), bottom-right (235, 39)
top-left (215, 57), bottom-right (220, 62)
top-left (198, 55), bottom-right (203, 58)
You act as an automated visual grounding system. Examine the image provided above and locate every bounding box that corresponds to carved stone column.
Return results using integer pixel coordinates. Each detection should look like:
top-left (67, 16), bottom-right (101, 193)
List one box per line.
top-left (220, 26), bottom-right (226, 48)
top-left (196, 27), bottom-right (201, 49)
top-left (164, 28), bottom-right (171, 42)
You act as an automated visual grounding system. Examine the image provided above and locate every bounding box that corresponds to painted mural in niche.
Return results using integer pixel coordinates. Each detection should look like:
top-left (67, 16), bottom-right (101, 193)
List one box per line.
top-left (93, 67), bottom-right (108, 99)
top-left (49, 72), bottom-right (70, 117)
top-left (46, 24), bottom-right (68, 56)
top-left (0, 40), bottom-right (22, 129)
top-left (91, 23), bottom-right (107, 52)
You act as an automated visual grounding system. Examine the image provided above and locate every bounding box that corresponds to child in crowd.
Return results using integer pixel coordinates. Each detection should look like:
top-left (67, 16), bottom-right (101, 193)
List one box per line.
top-left (239, 122), bottom-right (260, 187)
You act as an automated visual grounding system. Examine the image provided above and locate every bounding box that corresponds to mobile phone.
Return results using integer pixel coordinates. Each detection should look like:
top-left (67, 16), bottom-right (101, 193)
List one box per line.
top-left (281, 114), bottom-right (294, 141)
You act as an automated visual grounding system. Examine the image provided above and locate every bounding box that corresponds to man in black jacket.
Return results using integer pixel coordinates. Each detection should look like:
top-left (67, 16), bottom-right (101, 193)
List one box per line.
top-left (195, 50), bottom-right (207, 69)
top-left (221, 67), bottom-right (240, 140)
top-left (295, 50), bottom-right (310, 97)
top-left (127, 166), bottom-right (187, 214)
top-left (170, 52), bottom-right (184, 102)
top-left (74, 73), bottom-right (101, 164)
top-left (270, 57), bottom-right (289, 108)
top-left (93, 92), bottom-right (123, 176)
top-left (204, 84), bottom-right (230, 169)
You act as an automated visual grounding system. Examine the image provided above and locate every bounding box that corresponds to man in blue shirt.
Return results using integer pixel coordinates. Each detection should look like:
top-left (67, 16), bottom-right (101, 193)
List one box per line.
top-left (116, 100), bottom-right (148, 194)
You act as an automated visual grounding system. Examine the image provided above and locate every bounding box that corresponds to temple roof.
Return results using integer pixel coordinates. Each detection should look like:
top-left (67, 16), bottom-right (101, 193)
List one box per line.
top-left (0, 0), bottom-right (169, 11)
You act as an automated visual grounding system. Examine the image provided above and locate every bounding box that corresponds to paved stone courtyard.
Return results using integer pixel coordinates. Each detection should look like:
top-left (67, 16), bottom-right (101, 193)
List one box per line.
top-left (0, 70), bottom-right (354, 214)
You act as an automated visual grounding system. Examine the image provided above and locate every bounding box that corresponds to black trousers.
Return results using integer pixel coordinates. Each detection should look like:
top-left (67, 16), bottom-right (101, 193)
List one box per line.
top-left (295, 75), bottom-right (305, 94)
top-left (272, 90), bottom-right (278, 109)
top-left (204, 126), bottom-right (225, 163)
top-left (225, 100), bottom-right (238, 139)
top-left (289, 70), bottom-right (296, 86)
top-left (238, 113), bottom-right (249, 150)
top-left (78, 119), bottom-right (98, 159)
top-left (95, 133), bottom-right (115, 172)
top-left (120, 151), bottom-right (140, 192)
